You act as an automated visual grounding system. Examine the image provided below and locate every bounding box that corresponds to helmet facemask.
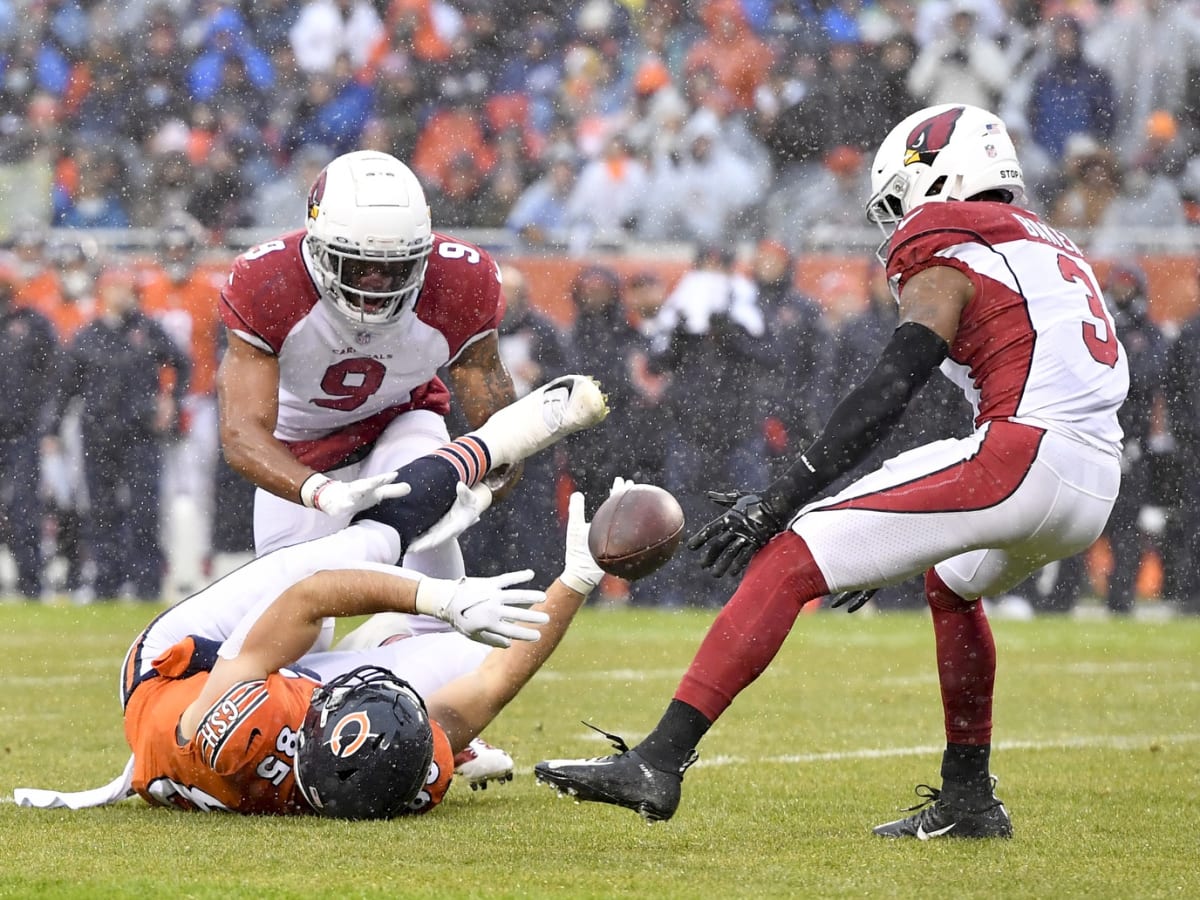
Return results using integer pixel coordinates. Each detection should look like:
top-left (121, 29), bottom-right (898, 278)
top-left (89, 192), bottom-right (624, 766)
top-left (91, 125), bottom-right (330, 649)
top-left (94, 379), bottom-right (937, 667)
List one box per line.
top-left (307, 233), bottom-right (432, 325)
top-left (865, 170), bottom-right (912, 265)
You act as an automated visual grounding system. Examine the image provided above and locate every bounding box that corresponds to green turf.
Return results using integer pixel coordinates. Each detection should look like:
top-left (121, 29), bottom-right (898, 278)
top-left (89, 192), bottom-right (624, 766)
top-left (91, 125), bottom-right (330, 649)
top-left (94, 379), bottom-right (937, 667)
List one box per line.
top-left (2, 602), bottom-right (1198, 899)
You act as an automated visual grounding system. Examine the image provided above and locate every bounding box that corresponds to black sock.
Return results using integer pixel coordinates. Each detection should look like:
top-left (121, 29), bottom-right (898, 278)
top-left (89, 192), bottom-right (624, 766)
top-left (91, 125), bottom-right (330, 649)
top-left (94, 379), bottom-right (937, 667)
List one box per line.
top-left (635, 699), bottom-right (712, 773)
top-left (941, 742), bottom-right (991, 786)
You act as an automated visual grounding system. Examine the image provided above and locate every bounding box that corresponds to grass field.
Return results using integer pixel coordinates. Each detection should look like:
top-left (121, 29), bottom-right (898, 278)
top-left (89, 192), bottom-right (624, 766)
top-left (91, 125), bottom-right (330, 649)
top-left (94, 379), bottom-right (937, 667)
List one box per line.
top-left (2, 601), bottom-right (1199, 899)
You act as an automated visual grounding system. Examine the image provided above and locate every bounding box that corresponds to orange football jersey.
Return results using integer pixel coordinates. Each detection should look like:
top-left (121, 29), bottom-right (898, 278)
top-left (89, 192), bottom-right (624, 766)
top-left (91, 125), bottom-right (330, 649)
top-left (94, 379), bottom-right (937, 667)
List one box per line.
top-left (123, 637), bottom-right (453, 815)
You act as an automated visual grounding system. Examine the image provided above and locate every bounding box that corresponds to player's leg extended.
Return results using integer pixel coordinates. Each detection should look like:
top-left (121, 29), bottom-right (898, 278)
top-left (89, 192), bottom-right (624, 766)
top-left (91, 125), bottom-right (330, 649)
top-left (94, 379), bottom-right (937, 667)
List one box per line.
top-left (535, 424), bottom-right (1114, 822)
top-left (353, 410), bottom-right (467, 583)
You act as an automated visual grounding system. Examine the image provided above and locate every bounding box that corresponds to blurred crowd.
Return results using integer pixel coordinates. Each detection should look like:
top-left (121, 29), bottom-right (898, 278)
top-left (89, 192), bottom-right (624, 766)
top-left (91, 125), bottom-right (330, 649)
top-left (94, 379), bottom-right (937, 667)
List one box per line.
top-left (1, 0), bottom-right (1200, 616)
top-left (0, 0), bottom-right (1199, 253)
top-left (0, 225), bottom-right (1196, 619)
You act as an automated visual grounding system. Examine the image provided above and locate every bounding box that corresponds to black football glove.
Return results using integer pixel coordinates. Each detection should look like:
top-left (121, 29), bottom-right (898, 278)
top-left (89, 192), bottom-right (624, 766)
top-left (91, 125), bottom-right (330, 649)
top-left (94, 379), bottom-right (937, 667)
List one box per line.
top-left (686, 490), bottom-right (788, 578)
top-left (828, 588), bottom-right (877, 613)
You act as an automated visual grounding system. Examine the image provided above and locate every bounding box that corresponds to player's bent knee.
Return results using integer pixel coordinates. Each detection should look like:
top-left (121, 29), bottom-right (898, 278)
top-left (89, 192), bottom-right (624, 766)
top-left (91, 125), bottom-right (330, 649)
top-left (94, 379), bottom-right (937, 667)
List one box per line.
top-left (925, 568), bottom-right (975, 613)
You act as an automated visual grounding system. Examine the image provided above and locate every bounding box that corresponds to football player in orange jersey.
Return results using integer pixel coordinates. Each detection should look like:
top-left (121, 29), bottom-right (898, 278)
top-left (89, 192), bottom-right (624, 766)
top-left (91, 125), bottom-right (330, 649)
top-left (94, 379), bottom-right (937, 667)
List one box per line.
top-left (15, 374), bottom-right (609, 818)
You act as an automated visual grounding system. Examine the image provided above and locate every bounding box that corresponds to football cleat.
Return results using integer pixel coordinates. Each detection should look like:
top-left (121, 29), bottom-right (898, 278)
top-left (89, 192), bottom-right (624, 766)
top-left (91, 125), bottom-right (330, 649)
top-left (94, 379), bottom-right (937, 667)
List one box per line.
top-left (872, 777), bottom-right (1013, 839)
top-left (471, 375), bottom-right (608, 469)
top-left (453, 737), bottom-right (514, 791)
top-left (533, 725), bottom-right (696, 822)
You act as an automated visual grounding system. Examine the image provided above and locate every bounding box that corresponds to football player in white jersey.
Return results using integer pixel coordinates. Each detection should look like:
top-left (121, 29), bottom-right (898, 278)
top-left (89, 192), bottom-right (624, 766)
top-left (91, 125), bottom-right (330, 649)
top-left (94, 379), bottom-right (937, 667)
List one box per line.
top-left (217, 150), bottom-right (520, 570)
top-left (217, 150), bottom-right (529, 781)
top-left (536, 104), bottom-right (1129, 840)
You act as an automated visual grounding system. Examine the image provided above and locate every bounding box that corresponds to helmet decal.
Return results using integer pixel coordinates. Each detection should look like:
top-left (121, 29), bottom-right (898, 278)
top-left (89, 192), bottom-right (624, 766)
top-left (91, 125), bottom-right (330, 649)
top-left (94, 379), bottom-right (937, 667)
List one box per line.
top-left (307, 169), bottom-right (328, 223)
top-left (328, 710), bottom-right (375, 757)
top-left (904, 107), bottom-right (964, 167)
top-left (295, 665), bottom-right (435, 819)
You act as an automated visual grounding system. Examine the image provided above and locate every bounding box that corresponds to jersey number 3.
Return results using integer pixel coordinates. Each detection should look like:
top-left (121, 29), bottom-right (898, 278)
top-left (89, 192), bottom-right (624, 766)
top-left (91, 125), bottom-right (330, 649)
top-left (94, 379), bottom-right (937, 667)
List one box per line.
top-left (1058, 254), bottom-right (1119, 368)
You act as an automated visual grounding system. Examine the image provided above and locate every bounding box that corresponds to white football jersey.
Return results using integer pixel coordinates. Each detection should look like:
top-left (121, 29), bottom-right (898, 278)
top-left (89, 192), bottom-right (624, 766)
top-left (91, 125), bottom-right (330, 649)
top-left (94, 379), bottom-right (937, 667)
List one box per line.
top-left (221, 230), bottom-right (504, 470)
top-left (887, 201), bottom-right (1129, 454)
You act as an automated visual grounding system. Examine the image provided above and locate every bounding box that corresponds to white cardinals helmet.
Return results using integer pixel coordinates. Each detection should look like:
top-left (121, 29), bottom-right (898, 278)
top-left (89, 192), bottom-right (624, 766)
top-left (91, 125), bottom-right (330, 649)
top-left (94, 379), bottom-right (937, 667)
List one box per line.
top-left (305, 150), bottom-right (434, 325)
top-left (866, 104), bottom-right (1026, 260)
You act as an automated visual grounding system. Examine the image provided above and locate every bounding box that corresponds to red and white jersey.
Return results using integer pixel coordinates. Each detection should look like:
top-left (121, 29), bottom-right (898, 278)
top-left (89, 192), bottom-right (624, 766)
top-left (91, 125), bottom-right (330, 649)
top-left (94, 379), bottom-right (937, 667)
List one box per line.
top-left (887, 201), bottom-right (1128, 454)
top-left (220, 230), bottom-right (504, 470)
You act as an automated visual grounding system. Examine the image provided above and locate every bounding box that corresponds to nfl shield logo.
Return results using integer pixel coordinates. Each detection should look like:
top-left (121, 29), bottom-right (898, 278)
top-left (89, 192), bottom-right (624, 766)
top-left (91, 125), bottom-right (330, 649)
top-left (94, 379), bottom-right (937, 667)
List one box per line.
top-left (355, 331), bottom-right (371, 346)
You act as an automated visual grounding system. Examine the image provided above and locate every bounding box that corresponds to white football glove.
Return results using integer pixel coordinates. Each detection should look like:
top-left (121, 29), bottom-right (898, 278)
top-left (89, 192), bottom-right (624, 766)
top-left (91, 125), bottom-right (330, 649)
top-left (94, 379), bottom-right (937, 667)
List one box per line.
top-left (407, 481), bottom-right (494, 554)
top-left (610, 476), bottom-right (634, 498)
top-left (559, 491), bottom-right (606, 596)
top-left (299, 472), bottom-right (411, 518)
top-left (414, 570), bottom-right (548, 648)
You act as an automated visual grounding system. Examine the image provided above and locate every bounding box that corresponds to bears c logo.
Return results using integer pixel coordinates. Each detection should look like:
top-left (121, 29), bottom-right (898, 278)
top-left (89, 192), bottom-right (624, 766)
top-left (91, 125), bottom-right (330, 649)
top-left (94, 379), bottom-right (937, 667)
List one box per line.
top-left (307, 169), bottom-right (328, 222)
top-left (904, 107), bottom-right (964, 167)
top-left (327, 711), bottom-right (375, 757)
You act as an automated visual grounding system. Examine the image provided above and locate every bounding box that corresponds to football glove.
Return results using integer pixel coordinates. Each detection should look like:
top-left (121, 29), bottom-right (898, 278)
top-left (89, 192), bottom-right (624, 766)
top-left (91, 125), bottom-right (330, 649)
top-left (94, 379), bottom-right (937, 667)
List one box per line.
top-left (414, 570), bottom-right (548, 648)
top-left (559, 491), bottom-right (606, 596)
top-left (686, 490), bottom-right (788, 579)
top-left (828, 588), bottom-right (877, 613)
top-left (300, 472), bottom-right (411, 518)
top-left (408, 481), bottom-right (494, 553)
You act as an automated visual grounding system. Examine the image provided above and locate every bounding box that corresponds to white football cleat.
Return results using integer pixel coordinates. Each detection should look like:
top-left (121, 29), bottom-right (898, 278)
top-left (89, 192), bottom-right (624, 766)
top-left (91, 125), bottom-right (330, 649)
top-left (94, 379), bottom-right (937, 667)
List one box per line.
top-left (453, 737), bottom-right (514, 791)
top-left (470, 375), bottom-right (608, 468)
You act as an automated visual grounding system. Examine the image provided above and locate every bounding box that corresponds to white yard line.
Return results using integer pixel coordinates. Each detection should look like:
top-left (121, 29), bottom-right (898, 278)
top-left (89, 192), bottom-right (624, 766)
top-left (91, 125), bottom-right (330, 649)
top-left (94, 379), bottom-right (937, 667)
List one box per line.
top-left (540, 730), bottom-right (1200, 773)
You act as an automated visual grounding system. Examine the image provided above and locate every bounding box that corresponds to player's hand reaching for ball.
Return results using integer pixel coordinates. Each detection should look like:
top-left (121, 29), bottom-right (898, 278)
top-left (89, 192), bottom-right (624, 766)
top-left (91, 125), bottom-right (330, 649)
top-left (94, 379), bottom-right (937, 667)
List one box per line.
top-left (687, 490), bottom-right (788, 578)
top-left (415, 571), bottom-right (548, 648)
top-left (560, 491), bottom-right (606, 596)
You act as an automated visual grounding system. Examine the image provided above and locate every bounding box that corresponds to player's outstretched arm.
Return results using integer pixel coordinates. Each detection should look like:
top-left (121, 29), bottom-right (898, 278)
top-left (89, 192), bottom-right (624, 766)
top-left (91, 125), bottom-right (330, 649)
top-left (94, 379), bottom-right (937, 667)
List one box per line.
top-left (218, 332), bottom-right (411, 516)
top-left (689, 266), bottom-right (970, 579)
top-left (427, 491), bottom-right (605, 752)
top-left (179, 567), bottom-right (548, 741)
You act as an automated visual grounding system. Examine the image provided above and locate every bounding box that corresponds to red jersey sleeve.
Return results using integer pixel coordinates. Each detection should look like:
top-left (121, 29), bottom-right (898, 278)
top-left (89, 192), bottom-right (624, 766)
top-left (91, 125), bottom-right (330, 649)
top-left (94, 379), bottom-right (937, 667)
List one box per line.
top-left (219, 230), bottom-right (319, 354)
top-left (886, 201), bottom-right (1029, 295)
top-left (415, 234), bottom-right (505, 362)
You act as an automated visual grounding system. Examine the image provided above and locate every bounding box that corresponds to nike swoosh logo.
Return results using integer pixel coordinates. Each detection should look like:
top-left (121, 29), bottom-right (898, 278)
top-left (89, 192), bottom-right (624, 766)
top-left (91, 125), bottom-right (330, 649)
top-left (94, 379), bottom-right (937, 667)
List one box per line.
top-left (917, 822), bottom-right (956, 840)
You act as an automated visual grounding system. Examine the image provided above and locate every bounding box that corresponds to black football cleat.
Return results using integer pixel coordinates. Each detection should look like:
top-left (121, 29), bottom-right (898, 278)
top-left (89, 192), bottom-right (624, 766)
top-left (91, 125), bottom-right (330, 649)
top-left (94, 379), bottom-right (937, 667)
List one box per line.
top-left (872, 777), bottom-right (1013, 839)
top-left (534, 725), bottom-right (696, 822)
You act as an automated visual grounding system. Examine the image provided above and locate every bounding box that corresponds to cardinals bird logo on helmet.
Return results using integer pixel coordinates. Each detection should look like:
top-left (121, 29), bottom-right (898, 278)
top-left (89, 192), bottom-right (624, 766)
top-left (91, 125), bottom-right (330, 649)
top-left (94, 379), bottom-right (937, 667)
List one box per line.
top-left (904, 107), bottom-right (964, 168)
top-left (865, 104), bottom-right (1026, 264)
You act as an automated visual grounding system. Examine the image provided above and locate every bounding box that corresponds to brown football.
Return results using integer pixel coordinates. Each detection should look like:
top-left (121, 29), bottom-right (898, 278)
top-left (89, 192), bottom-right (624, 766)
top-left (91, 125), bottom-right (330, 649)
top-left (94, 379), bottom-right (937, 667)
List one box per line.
top-left (587, 484), bottom-right (686, 580)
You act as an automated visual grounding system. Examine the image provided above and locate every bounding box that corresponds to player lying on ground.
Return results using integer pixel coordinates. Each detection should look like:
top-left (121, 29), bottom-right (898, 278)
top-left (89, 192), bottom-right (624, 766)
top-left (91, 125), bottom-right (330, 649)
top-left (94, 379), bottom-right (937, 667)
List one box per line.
top-left (536, 104), bottom-right (1128, 840)
top-left (15, 375), bottom-right (608, 817)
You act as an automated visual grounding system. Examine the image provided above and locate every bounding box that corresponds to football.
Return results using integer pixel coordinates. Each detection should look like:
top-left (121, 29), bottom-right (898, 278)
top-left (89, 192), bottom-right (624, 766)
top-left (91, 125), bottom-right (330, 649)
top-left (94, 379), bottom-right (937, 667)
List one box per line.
top-left (587, 484), bottom-right (685, 580)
